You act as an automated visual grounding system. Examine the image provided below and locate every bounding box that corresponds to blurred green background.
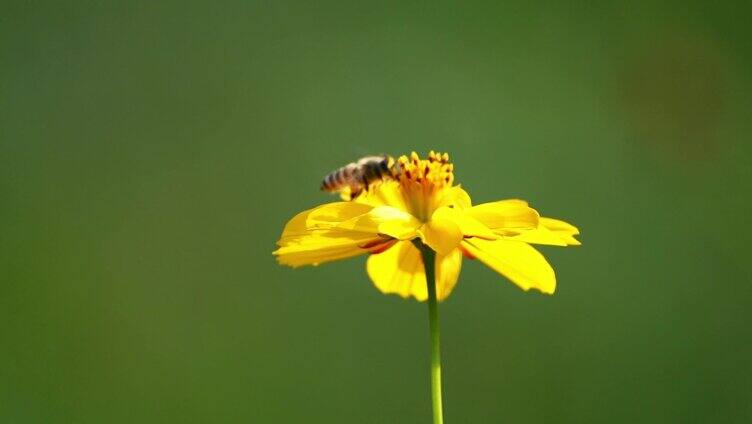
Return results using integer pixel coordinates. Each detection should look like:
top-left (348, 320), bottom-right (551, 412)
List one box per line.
top-left (2, 1), bottom-right (751, 422)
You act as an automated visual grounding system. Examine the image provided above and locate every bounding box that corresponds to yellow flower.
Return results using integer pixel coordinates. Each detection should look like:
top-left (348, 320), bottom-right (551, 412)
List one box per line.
top-left (273, 151), bottom-right (580, 301)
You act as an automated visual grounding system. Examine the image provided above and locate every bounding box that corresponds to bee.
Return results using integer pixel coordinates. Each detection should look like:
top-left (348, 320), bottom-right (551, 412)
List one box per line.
top-left (320, 155), bottom-right (399, 199)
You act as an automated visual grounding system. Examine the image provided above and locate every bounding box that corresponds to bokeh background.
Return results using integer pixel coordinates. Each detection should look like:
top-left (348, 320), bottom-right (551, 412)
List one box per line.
top-left (2, 1), bottom-right (751, 422)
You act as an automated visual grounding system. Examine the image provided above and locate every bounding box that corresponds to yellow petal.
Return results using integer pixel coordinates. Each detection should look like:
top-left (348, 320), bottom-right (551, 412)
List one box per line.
top-left (277, 205), bottom-right (323, 240)
top-left (277, 204), bottom-right (361, 246)
top-left (367, 241), bottom-right (428, 301)
top-left (275, 202), bottom-right (390, 267)
top-left (305, 202), bottom-right (374, 229)
top-left (419, 217), bottom-right (462, 255)
top-left (508, 225), bottom-right (570, 246)
top-left (465, 199), bottom-right (539, 231)
top-left (540, 217), bottom-right (581, 245)
top-left (274, 230), bottom-right (386, 267)
top-left (435, 185), bottom-right (472, 210)
top-left (336, 206), bottom-right (421, 239)
top-left (355, 180), bottom-right (409, 211)
top-left (510, 222), bottom-right (581, 246)
top-left (435, 248), bottom-right (462, 301)
top-left (431, 206), bottom-right (497, 240)
top-left (462, 238), bottom-right (556, 294)
top-left (367, 242), bottom-right (463, 302)
top-left (540, 217), bottom-right (579, 233)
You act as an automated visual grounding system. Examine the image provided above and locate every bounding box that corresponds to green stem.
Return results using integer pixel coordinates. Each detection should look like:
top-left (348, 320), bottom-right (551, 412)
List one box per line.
top-left (418, 244), bottom-right (444, 424)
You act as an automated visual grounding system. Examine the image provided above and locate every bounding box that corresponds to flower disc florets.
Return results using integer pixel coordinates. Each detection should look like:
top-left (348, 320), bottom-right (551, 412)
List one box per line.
top-left (394, 151), bottom-right (455, 221)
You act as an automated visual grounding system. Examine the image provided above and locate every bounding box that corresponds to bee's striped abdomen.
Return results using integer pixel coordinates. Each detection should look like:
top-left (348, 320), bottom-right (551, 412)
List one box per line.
top-left (321, 164), bottom-right (352, 191)
top-left (320, 155), bottom-right (397, 199)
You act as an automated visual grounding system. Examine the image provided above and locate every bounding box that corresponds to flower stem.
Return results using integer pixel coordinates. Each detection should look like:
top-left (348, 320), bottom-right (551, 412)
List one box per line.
top-left (418, 244), bottom-right (444, 424)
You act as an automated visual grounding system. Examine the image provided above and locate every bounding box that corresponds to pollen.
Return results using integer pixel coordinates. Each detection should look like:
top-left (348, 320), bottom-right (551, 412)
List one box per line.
top-left (397, 151), bottom-right (454, 189)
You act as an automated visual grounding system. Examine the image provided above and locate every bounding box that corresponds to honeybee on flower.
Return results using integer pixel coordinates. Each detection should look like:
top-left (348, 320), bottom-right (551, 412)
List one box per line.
top-left (274, 151), bottom-right (580, 300)
top-left (320, 155), bottom-right (400, 200)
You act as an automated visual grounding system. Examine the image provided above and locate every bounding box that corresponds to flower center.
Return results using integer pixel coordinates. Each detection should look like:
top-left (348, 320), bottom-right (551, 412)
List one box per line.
top-left (397, 151), bottom-right (454, 188)
top-left (396, 151), bottom-right (455, 221)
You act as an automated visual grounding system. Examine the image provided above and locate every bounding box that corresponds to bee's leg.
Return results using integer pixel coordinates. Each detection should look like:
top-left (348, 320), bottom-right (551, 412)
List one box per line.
top-left (379, 159), bottom-right (391, 181)
top-left (361, 174), bottom-right (370, 193)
